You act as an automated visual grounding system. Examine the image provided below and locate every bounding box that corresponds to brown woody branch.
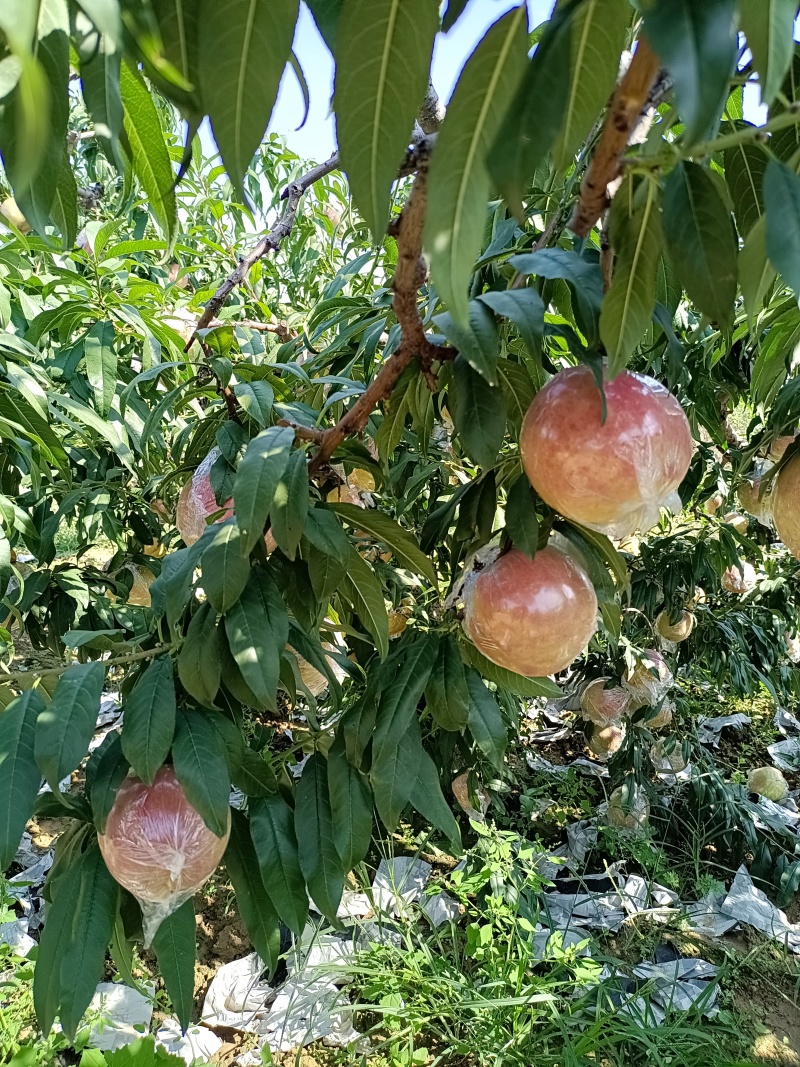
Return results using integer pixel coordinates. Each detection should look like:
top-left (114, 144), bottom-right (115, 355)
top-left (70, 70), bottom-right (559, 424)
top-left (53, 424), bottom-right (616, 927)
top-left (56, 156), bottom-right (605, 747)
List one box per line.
top-left (276, 418), bottom-right (325, 444)
top-left (307, 170), bottom-right (437, 476)
top-left (569, 37), bottom-right (661, 238)
top-left (185, 152), bottom-right (340, 351)
top-left (207, 318), bottom-right (295, 342)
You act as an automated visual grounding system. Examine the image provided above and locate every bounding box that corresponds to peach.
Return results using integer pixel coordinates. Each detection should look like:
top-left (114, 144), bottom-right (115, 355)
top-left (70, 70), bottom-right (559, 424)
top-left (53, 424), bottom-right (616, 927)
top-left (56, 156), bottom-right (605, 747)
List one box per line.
top-left (622, 650), bottom-right (672, 710)
top-left (520, 367), bottom-right (693, 537)
top-left (587, 722), bottom-right (625, 760)
top-left (462, 545), bottom-right (597, 677)
top-left (607, 785), bottom-right (649, 831)
top-left (655, 610), bottom-right (694, 643)
top-left (721, 561), bottom-right (756, 594)
top-left (580, 678), bottom-right (631, 725)
top-left (769, 435), bottom-right (796, 462)
top-left (773, 453), bottom-right (800, 559)
top-left (98, 766), bottom-right (229, 940)
top-left (747, 766), bottom-right (788, 801)
top-left (176, 447), bottom-right (233, 546)
top-left (737, 478), bottom-right (772, 524)
top-left (721, 511), bottom-right (748, 535)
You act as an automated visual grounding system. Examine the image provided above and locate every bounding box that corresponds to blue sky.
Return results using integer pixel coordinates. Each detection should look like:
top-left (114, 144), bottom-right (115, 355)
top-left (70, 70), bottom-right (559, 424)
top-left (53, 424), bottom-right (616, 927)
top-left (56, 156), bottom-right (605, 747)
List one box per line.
top-left (200, 0), bottom-right (769, 167)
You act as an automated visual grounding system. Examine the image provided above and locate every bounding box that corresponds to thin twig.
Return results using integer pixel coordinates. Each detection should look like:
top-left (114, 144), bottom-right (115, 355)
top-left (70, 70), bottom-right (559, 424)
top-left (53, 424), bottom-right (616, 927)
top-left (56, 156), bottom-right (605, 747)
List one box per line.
top-left (1, 644), bottom-right (171, 685)
top-left (307, 169), bottom-right (436, 476)
top-left (276, 418), bottom-right (325, 444)
top-left (185, 152), bottom-right (340, 351)
top-left (569, 36), bottom-right (661, 237)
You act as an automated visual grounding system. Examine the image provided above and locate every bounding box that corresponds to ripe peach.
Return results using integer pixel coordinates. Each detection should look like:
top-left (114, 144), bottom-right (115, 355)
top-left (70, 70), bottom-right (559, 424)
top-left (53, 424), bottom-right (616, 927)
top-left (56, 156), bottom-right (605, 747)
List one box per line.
top-left (462, 546), bottom-right (597, 677)
top-left (705, 492), bottom-right (725, 516)
top-left (587, 722), bottom-right (625, 760)
top-left (737, 478), bottom-right (772, 524)
top-left (98, 766), bottom-right (229, 939)
top-left (655, 610), bottom-right (694, 643)
top-left (773, 453), bottom-right (800, 559)
top-left (721, 561), bottom-right (756, 594)
top-left (769, 435), bottom-right (795, 462)
top-left (721, 511), bottom-right (748, 535)
top-left (622, 650), bottom-right (672, 710)
top-left (643, 697), bottom-right (674, 731)
top-left (520, 367), bottom-right (693, 537)
top-left (580, 678), bottom-right (631, 725)
top-left (607, 786), bottom-right (649, 831)
top-left (650, 739), bottom-right (688, 776)
top-left (176, 448), bottom-right (233, 546)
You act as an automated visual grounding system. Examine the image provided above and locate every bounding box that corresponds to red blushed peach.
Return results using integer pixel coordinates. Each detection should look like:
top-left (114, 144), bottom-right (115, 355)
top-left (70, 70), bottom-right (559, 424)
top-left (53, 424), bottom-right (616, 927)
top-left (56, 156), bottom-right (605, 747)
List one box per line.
top-left (98, 765), bottom-right (229, 909)
top-left (463, 546), bottom-right (597, 677)
top-left (580, 678), bottom-right (631, 725)
top-left (773, 453), bottom-right (800, 560)
top-left (520, 367), bottom-right (693, 538)
top-left (176, 447), bottom-right (233, 546)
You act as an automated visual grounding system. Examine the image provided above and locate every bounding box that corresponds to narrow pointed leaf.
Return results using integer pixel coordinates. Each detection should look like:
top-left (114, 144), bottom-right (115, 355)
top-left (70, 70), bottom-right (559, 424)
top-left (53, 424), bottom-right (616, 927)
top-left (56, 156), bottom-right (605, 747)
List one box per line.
top-left (739, 0), bottom-right (797, 106)
top-left (152, 900), bottom-right (196, 1032)
top-left (295, 754), bottom-right (343, 919)
top-left (409, 747), bottom-right (461, 848)
top-left (225, 808), bottom-right (281, 971)
top-left (225, 567), bottom-right (289, 710)
top-left (201, 522), bottom-right (251, 613)
top-left (465, 667), bottom-right (507, 769)
top-left (764, 158), bottom-right (800, 299)
top-left (328, 737), bottom-right (372, 869)
top-left (450, 355), bottom-right (507, 470)
top-left (371, 714), bottom-right (425, 831)
top-left (233, 426), bottom-right (294, 553)
top-left (0, 690), bottom-right (45, 868)
top-left (328, 502), bottom-right (436, 584)
top-left (425, 6), bottom-right (528, 325)
top-left (120, 656), bottom-right (176, 785)
top-left (35, 662), bottom-right (105, 794)
top-left (340, 547), bottom-right (389, 659)
top-left (250, 794), bottom-right (308, 935)
top-left (172, 708), bottom-right (231, 837)
top-left (84, 320), bottom-right (117, 418)
top-left (198, 0), bottom-right (299, 197)
top-left (178, 603), bottom-right (222, 707)
top-left (334, 0), bottom-right (439, 238)
top-left (90, 733), bottom-right (130, 834)
top-left (425, 634), bottom-right (469, 731)
top-left (270, 447), bottom-right (309, 561)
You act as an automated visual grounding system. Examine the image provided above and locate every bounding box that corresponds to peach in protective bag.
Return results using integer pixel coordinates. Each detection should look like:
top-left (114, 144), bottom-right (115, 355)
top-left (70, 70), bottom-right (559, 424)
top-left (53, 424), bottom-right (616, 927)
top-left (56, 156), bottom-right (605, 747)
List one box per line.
top-left (98, 765), bottom-right (230, 945)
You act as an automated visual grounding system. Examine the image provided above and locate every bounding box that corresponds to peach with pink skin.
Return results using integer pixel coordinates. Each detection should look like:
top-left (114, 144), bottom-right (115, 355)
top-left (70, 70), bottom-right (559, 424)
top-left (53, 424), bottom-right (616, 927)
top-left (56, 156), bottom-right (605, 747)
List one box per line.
top-left (177, 447), bottom-right (277, 551)
top-left (773, 453), bottom-right (800, 560)
top-left (463, 546), bottom-right (597, 677)
top-left (521, 367), bottom-right (693, 538)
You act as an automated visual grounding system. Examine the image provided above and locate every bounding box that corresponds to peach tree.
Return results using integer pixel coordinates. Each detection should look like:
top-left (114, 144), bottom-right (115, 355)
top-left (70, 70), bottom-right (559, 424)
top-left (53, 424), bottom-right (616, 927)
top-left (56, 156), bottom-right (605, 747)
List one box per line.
top-left (1, 0), bottom-right (800, 1037)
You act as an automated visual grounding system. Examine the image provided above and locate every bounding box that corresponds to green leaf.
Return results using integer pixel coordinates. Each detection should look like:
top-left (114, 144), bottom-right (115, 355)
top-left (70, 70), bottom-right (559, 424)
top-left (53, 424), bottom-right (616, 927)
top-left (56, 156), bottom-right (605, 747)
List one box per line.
top-left (460, 641), bottom-right (561, 698)
top-left (409, 746), bottom-right (461, 848)
top-left (425, 634), bottom-right (469, 731)
top-left (504, 473), bottom-right (539, 558)
top-left (434, 301), bottom-right (499, 383)
top-left (270, 447), bottom-right (309, 561)
top-left (327, 736), bottom-right (372, 870)
top-left (225, 808), bottom-right (281, 971)
top-left (294, 754), bottom-right (343, 919)
top-left (34, 843), bottom-right (117, 1038)
top-left (56, 846), bottom-right (118, 1039)
top-left (120, 656), bottom-right (176, 785)
top-left (233, 426), bottom-right (294, 553)
top-left (0, 690), bottom-right (45, 868)
top-left (303, 506), bottom-right (351, 561)
top-left (197, 0), bottom-right (298, 197)
top-left (231, 746), bottom-right (278, 797)
top-left (90, 733), bottom-right (129, 834)
top-left (478, 289), bottom-right (544, 359)
top-left (50, 149), bottom-right (78, 249)
top-left (35, 662), bottom-right (104, 795)
top-left (552, 0), bottom-right (631, 170)
top-left (152, 900), bottom-right (195, 1031)
top-left (764, 159), bottom-right (800, 300)
top-left (328, 502), bottom-right (436, 585)
top-left (495, 358), bottom-right (536, 437)
top-left (662, 161), bottom-right (737, 328)
top-left (424, 7), bottom-right (528, 325)
top-left (340, 546), bottom-right (389, 659)
top-left (508, 248), bottom-right (604, 342)
top-left (224, 567), bottom-right (289, 710)
top-left (250, 793), bottom-right (308, 934)
top-left (0, 52), bottom-right (50, 197)
top-left (643, 0), bottom-right (736, 143)
top-left (75, 0), bottom-right (121, 44)
top-left (305, 0), bottom-right (344, 50)
top-left (372, 634), bottom-right (437, 766)
top-left (371, 713), bottom-right (425, 831)
top-left (450, 355), bottom-right (507, 469)
top-left (465, 667), bottom-right (507, 770)
top-left (375, 368), bottom-right (412, 460)
top-left (342, 695), bottom-right (377, 768)
top-left (234, 381), bottom-right (274, 426)
top-left (739, 0), bottom-right (797, 105)
top-left (177, 602), bottom-right (221, 706)
top-left (201, 522), bottom-right (251, 613)
top-left (83, 320), bottom-right (117, 418)
top-left (442, 0), bottom-right (469, 32)
top-left (79, 35), bottom-right (123, 166)
top-left (488, 10), bottom-right (572, 218)
top-left (50, 394), bottom-right (136, 472)
top-left (172, 708), bottom-right (231, 837)
top-left (725, 137), bottom-right (768, 238)
top-left (599, 176), bottom-right (663, 377)
top-left (306, 541), bottom-right (345, 604)
top-left (334, 0), bottom-right (439, 239)
top-left (740, 215), bottom-right (777, 322)
top-left (120, 60), bottom-right (177, 248)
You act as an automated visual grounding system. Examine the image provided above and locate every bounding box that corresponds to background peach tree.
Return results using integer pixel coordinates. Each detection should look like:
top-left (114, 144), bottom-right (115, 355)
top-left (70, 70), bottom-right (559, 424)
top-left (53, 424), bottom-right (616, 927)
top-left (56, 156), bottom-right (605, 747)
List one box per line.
top-left (1, 0), bottom-right (800, 1038)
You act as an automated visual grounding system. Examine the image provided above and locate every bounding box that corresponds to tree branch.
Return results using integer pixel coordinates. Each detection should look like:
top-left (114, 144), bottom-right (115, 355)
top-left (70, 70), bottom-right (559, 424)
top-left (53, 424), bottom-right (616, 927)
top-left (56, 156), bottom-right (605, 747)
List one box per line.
top-left (307, 169), bottom-right (435, 476)
top-left (185, 152), bottom-right (340, 351)
top-left (568, 37), bottom-right (661, 238)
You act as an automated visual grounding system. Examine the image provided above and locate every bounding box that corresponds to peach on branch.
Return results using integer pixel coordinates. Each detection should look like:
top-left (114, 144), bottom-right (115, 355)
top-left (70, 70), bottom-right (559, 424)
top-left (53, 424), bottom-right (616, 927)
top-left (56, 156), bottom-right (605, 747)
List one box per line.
top-left (520, 367), bottom-right (693, 537)
top-left (655, 610), bottom-right (694, 643)
top-left (773, 453), bottom-right (800, 559)
top-left (462, 545), bottom-right (597, 677)
top-left (580, 678), bottom-right (631, 725)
